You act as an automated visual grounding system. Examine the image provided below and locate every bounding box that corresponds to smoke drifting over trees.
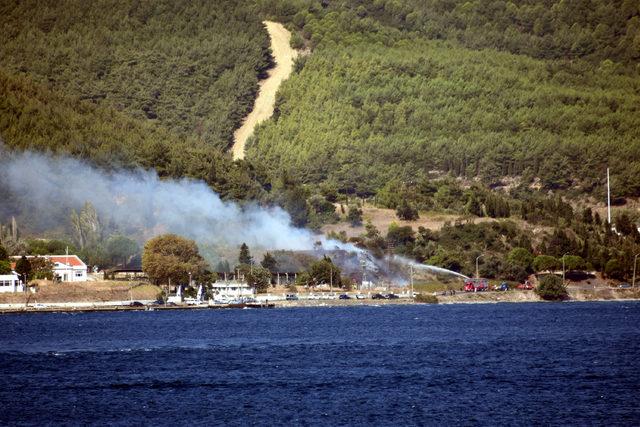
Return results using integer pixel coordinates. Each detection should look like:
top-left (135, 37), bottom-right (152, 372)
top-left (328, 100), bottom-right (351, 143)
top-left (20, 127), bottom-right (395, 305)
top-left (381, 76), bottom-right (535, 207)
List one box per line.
top-left (0, 150), bottom-right (320, 252)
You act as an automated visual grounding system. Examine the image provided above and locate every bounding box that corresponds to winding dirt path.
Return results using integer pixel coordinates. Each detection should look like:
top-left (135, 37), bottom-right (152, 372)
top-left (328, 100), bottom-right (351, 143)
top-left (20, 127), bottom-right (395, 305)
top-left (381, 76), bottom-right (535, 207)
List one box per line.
top-left (231, 21), bottom-right (298, 160)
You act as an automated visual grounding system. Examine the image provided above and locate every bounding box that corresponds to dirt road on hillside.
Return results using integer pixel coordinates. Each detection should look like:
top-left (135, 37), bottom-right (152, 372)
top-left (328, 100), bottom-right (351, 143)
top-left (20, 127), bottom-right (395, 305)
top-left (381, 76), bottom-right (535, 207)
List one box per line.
top-left (231, 21), bottom-right (298, 160)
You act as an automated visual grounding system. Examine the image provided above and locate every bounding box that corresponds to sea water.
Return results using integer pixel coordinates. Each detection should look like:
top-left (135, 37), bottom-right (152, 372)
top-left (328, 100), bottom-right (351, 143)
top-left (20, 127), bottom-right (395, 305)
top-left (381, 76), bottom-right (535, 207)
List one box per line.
top-left (1, 302), bottom-right (639, 425)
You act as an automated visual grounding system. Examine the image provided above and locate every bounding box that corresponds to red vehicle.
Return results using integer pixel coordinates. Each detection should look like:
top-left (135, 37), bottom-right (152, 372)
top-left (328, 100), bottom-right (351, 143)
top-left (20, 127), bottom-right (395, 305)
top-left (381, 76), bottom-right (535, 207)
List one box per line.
top-left (516, 280), bottom-right (534, 290)
top-left (464, 278), bottom-right (489, 292)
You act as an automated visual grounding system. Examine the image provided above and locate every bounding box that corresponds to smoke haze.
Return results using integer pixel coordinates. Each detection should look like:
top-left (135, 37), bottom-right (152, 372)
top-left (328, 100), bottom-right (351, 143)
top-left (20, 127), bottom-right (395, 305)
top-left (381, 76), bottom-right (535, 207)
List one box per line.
top-left (0, 149), bottom-right (468, 283)
top-left (0, 150), bottom-right (320, 251)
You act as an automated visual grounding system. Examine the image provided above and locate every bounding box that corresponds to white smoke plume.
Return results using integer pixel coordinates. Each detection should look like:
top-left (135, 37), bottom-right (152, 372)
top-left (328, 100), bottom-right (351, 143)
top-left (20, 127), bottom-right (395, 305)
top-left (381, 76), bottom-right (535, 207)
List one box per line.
top-left (0, 150), bottom-right (319, 251)
top-left (0, 149), bottom-right (467, 283)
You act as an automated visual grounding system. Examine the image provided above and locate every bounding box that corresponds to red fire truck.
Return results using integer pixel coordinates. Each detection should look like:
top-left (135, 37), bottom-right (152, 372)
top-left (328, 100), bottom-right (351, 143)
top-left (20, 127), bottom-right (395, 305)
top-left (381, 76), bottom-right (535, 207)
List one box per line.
top-left (464, 278), bottom-right (489, 292)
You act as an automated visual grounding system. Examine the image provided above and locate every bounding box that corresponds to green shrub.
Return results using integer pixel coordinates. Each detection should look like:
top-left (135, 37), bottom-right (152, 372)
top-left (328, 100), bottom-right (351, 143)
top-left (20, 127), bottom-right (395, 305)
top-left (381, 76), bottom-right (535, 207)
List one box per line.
top-left (535, 275), bottom-right (568, 301)
top-left (415, 293), bottom-right (438, 304)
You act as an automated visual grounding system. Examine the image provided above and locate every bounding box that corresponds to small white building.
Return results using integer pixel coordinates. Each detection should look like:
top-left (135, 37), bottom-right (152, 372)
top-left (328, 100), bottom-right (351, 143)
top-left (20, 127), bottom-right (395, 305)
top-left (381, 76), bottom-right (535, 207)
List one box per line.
top-left (210, 280), bottom-right (255, 303)
top-left (0, 272), bottom-right (23, 293)
top-left (11, 255), bottom-right (88, 282)
top-left (49, 255), bottom-right (87, 282)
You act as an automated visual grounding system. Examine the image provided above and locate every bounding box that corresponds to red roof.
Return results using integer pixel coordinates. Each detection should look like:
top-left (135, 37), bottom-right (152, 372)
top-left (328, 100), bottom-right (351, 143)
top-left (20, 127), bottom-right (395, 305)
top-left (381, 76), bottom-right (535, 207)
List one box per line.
top-left (48, 255), bottom-right (85, 267)
top-left (10, 255), bottom-right (86, 267)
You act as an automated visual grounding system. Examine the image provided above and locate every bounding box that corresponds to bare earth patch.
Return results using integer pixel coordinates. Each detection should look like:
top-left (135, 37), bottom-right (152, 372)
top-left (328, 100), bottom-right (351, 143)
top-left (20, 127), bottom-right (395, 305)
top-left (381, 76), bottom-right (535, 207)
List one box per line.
top-left (322, 203), bottom-right (497, 238)
top-left (231, 21), bottom-right (298, 160)
top-left (0, 280), bottom-right (161, 304)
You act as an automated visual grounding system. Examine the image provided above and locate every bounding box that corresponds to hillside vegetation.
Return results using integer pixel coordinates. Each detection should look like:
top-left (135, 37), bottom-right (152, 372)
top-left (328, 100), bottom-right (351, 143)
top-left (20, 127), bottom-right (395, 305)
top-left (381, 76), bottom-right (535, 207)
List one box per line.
top-left (249, 6), bottom-right (640, 196)
top-left (0, 0), bottom-right (272, 150)
top-left (2, 0), bottom-right (640, 283)
top-left (326, 0), bottom-right (640, 65)
top-left (0, 70), bottom-right (266, 201)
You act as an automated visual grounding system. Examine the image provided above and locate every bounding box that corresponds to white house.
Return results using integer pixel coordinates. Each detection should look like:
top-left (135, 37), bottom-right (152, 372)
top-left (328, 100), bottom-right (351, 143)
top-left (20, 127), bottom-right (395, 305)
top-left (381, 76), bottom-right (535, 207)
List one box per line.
top-left (210, 280), bottom-right (255, 303)
top-left (11, 255), bottom-right (88, 282)
top-left (49, 255), bottom-right (87, 282)
top-left (0, 272), bottom-right (23, 293)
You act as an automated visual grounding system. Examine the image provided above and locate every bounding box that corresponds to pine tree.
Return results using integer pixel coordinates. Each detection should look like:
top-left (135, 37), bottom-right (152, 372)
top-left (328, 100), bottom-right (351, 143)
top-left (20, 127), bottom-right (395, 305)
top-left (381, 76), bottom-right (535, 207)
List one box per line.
top-left (238, 243), bottom-right (252, 265)
top-left (261, 252), bottom-right (277, 272)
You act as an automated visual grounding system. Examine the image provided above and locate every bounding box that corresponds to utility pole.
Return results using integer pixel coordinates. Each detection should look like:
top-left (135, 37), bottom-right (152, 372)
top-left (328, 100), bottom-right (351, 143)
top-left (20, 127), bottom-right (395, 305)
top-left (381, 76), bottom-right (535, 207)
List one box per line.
top-left (607, 168), bottom-right (611, 226)
top-left (633, 253), bottom-right (640, 288)
top-left (410, 264), bottom-right (414, 300)
top-left (329, 264), bottom-right (333, 294)
top-left (562, 253), bottom-right (569, 284)
top-left (475, 254), bottom-right (484, 279)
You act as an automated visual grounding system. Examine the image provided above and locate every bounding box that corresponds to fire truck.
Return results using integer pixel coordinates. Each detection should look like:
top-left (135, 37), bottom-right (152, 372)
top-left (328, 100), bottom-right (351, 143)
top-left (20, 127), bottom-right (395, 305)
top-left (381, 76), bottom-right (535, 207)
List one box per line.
top-left (464, 278), bottom-right (489, 292)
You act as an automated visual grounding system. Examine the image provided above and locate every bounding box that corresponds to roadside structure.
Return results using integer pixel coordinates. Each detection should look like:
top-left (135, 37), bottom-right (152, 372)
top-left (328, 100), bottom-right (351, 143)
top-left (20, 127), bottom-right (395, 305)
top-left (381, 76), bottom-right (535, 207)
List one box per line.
top-left (49, 255), bottom-right (88, 282)
top-left (0, 271), bottom-right (23, 293)
top-left (211, 280), bottom-right (255, 303)
top-left (11, 255), bottom-right (88, 282)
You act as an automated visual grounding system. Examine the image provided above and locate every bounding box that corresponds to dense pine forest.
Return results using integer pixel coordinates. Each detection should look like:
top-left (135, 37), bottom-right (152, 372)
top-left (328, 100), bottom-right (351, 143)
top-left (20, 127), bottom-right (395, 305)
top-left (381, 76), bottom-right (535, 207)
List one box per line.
top-left (1, 0), bottom-right (640, 281)
top-left (249, 38), bottom-right (640, 195)
top-left (250, 0), bottom-right (640, 197)
top-left (0, 0), bottom-right (272, 150)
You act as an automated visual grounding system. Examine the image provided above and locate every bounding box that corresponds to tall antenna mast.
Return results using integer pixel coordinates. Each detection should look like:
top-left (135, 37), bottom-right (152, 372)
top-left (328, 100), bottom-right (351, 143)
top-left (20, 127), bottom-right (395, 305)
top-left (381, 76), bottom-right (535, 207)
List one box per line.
top-left (607, 167), bottom-right (611, 225)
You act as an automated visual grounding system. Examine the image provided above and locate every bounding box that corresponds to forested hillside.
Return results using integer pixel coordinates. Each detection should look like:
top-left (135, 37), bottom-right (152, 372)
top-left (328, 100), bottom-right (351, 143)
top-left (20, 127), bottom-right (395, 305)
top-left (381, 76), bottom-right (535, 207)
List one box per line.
top-left (0, 70), bottom-right (266, 201)
top-left (248, 1), bottom-right (640, 197)
top-left (322, 0), bottom-right (640, 65)
top-left (2, 0), bottom-right (640, 281)
top-left (249, 37), bottom-right (640, 195)
top-left (0, 0), bottom-right (271, 150)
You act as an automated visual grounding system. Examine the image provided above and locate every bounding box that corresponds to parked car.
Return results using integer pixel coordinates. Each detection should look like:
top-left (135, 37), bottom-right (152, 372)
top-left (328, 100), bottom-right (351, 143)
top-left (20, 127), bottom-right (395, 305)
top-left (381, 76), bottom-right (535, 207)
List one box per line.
top-left (517, 281), bottom-right (534, 290)
top-left (494, 282), bottom-right (509, 291)
top-left (386, 293), bottom-right (399, 299)
top-left (285, 293), bottom-right (299, 301)
top-left (372, 293), bottom-right (387, 299)
top-left (339, 294), bottom-right (351, 300)
top-left (618, 283), bottom-right (632, 289)
top-left (129, 301), bottom-right (144, 307)
top-left (355, 294), bottom-right (366, 299)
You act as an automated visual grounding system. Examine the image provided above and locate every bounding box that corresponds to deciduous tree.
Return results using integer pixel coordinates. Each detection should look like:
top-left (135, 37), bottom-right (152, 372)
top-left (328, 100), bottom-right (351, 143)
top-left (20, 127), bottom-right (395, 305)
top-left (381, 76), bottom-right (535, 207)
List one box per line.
top-left (535, 274), bottom-right (568, 301)
top-left (15, 255), bottom-right (32, 284)
top-left (142, 234), bottom-right (207, 287)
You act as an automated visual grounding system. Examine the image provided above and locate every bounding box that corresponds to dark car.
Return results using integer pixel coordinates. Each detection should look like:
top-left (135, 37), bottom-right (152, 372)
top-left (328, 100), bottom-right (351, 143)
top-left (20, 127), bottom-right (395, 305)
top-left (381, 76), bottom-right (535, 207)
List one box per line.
top-left (618, 283), bottom-right (632, 289)
top-left (372, 293), bottom-right (387, 299)
top-left (339, 294), bottom-right (351, 300)
top-left (129, 301), bottom-right (144, 307)
top-left (386, 293), bottom-right (399, 299)
top-left (495, 282), bottom-right (509, 292)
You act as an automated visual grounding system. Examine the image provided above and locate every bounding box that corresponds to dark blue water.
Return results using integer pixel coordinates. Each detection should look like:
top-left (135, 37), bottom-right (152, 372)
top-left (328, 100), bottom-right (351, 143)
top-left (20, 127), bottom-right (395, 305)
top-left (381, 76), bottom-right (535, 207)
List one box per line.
top-left (1, 302), bottom-right (639, 426)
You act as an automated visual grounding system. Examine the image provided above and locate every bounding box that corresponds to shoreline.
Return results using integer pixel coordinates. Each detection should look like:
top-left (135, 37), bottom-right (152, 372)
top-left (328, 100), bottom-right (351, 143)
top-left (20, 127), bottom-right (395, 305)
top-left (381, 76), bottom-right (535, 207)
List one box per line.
top-left (2, 290), bottom-right (639, 314)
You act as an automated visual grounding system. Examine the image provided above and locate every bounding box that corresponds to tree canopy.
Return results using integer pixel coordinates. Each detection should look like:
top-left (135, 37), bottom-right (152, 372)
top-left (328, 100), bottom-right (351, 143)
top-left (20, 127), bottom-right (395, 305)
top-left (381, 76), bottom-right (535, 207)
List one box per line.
top-left (142, 234), bottom-right (207, 286)
top-left (535, 274), bottom-right (568, 301)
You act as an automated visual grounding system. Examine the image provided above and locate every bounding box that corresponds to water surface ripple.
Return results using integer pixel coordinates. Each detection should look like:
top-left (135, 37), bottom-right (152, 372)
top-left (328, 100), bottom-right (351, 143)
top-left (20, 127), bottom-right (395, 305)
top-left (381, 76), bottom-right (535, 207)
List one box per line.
top-left (1, 302), bottom-right (639, 425)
